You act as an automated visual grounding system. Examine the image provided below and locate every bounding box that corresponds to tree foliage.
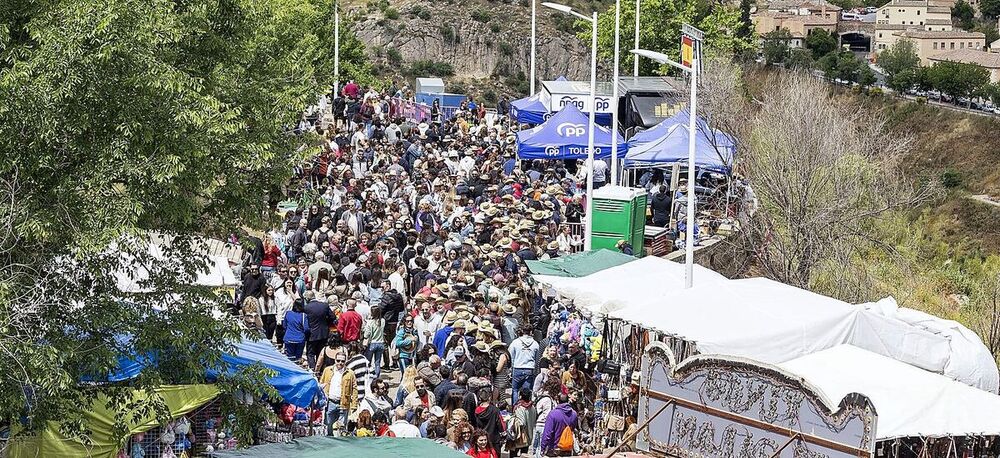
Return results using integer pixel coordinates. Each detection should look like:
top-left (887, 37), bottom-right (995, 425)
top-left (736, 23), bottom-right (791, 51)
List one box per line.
top-left (819, 49), bottom-right (876, 85)
top-left (735, 72), bottom-right (934, 289)
top-left (586, 0), bottom-right (757, 76)
top-left (0, 0), bottom-right (347, 449)
top-left (879, 39), bottom-right (921, 91)
top-left (982, 0), bottom-right (1000, 19)
top-left (787, 48), bottom-right (816, 70)
top-left (762, 29), bottom-right (792, 65)
top-left (952, 0), bottom-right (976, 30)
top-left (926, 61), bottom-right (991, 101)
top-left (805, 29), bottom-right (838, 59)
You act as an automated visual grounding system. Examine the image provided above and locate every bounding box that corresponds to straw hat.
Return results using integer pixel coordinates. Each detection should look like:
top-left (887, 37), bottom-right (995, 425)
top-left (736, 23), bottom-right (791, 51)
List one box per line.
top-left (547, 240), bottom-right (560, 250)
top-left (489, 340), bottom-right (507, 350)
top-left (472, 341), bottom-right (490, 353)
top-left (453, 319), bottom-right (468, 329)
top-left (443, 311), bottom-right (459, 325)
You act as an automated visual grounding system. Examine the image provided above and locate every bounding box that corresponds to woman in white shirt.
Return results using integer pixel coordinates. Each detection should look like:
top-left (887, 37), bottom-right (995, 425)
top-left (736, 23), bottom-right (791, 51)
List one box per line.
top-left (274, 279), bottom-right (298, 348)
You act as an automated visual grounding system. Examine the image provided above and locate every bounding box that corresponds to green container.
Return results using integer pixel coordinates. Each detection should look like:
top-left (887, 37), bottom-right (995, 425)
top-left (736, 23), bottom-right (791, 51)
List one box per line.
top-left (589, 186), bottom-right (647, 256)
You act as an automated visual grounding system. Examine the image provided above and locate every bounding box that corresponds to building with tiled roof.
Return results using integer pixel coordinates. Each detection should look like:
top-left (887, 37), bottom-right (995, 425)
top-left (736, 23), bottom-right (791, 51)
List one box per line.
top-left (928, 49), bottom-right (1000, 82)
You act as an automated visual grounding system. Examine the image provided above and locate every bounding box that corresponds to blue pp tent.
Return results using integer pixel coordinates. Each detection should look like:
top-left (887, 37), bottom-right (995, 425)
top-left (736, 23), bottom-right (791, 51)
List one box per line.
top-left (101, 337), bottom-right (323, 408)
top-left (624, 111), bottom-right (736, 172)
top-left (510, 93), bottom-right (549, 124)
top-left (516, 104), bottom-right (626, 160)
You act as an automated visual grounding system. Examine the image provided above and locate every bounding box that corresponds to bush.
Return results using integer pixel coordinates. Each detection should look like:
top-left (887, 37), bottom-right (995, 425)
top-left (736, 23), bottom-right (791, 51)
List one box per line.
top-left (446, 83), bottom-right (466, 93)
top-left (409, 5), bottom-right (432, 20)
top-left (408, 60), bottom-right (454, 77)
top-left (498, 42), bottom-right (514, 56)
top-left (915, 96), bottom-right (927, 104)
top-left (384, 7), bottom-right (400, 20)
top-left (440, 25), bottom-right (459, 45)
top-left (867, 87), bottom-right (883, 96)
top-left (471, 9), bottom-right (491, 22)
top-left (386, 47), bottom-right (402, 65)
top-left (941, 169), bottom-right (963, 189)
top-left (489, 23), bottom-right (502, 33)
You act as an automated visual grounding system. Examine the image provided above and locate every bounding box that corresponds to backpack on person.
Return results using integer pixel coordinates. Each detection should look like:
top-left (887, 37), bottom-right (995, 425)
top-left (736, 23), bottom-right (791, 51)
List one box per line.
top-left (556, 425), bottom-right (574, 452)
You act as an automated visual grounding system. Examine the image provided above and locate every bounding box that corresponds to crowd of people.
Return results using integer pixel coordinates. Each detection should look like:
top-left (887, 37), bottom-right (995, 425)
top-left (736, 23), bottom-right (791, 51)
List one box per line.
top-left (236, 80), bottom-right (615, 457)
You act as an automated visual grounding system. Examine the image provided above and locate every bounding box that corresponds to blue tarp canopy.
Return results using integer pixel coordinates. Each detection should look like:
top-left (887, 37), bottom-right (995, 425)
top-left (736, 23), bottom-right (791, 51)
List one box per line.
top-left (516, 105), bottom-right (626, 160)
top-left (101, 337), bottom-right (323, 408)
top-left (624, 110), bottom-right (736, 172)
top-left (510, 93), bottom-right (548, 124)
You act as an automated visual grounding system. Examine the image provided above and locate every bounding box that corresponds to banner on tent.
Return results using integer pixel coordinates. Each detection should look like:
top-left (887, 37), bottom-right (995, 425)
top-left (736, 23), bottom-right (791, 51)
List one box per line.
top-left (548, 94), bottom-right (614, 114)
top-left (636, 342), bottom-right (877, 458)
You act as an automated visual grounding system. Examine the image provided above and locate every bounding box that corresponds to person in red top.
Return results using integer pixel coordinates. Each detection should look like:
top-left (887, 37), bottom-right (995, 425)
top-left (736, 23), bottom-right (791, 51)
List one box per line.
top-left (337, 298), bottom-right (363, 343)
top-left (337, 299), bottom-right (365, 344)
top-left (466, 429), bottom-right (497, 458)
top-left (373, 411), bottom-right (395, 437)
top-left (260, 237), bottom-right (282, 271)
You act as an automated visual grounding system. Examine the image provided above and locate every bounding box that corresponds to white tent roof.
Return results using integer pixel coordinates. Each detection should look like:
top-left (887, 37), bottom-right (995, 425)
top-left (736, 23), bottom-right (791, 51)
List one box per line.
top-left (114, 240), bottom-right (237, 293)
top-left (535, 259), bottom-right (999, 392)
top-left (781, 345), bottom-right (1000, 439)
top-left (533, 256), bottom-right (729, 314)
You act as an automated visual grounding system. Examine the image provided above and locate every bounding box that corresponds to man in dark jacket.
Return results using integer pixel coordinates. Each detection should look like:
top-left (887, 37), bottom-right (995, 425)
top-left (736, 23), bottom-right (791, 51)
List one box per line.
top-left (303, 291), bottom-right (332, 370)
top-left (650, 185), bottom-right (672, 227)
top-left (239, 264), bottom-right (265, 305)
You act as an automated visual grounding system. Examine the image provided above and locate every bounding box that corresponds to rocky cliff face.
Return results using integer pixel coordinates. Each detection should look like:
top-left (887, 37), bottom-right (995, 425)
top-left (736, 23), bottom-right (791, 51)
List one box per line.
top-left (347, 0), bottom-right (604, 93)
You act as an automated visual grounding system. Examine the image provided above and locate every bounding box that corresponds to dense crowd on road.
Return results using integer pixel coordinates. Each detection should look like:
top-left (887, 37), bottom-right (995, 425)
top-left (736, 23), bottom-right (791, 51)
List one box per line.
top-left (236, 80), bottom-right (618, 457)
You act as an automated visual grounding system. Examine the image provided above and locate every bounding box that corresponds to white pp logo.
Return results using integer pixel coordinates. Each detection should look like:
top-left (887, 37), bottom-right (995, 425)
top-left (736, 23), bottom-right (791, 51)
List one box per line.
top-left (544, 146), bottom-right (560, 156)
top-left (556, 123), bottom-right (586, 137)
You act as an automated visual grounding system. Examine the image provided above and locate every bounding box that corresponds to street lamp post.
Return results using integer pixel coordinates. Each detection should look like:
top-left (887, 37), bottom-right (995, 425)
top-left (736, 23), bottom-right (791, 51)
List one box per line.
top-left (633, 0), bottom-right (641, 77)
top-left (334, 2), bottom-right (340, 98)
top-left (631, 49), bottom-right (698, 288)
top-left (543, 2), bottom-right (598, 252)
top-left (530, 0), bottom-right (537, 94)
top-left (610, 0), bottom-right (621, 186)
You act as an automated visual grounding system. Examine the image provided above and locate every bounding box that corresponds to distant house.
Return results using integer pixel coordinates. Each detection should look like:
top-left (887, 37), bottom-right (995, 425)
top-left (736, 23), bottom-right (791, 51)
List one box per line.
top-left (873, 0), bottom-right (953, 52)
top-left (928, 49), bottom-right (1000, 83)
top-left (888, 30), bottom-right (987, 65)
top-left (752, 0), bottom-right (840, 48)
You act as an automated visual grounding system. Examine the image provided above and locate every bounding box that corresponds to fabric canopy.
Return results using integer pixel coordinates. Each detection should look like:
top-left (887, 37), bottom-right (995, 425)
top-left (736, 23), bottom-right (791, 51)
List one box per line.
top-left (510, 92), bottom-right (549, 124)
top-left (533, 258), bottom-right (999, 392)
top-left (525, 249), bottom-right (635, 278)
top-left (8, 384), bottom-right (220, 458)
top-left (533, 255), bottom-right (729, 313)
top-left (781, 345), bottom-right (1000, 439)
top-left (516, 105), bottom-right (626, 160)
top-left (105, 338), bottom-right (322, 407)
top-left (603, 276), bottom-right (998, 392)
top-left (212, 436), bottom-right (470, 458)
top-left (624, 110), bottom-right (736, 171)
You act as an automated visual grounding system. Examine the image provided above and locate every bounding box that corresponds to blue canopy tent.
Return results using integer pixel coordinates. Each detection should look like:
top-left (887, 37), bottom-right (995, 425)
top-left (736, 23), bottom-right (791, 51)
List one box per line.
top-left (99, 337), bottom-right (323, 408)
top-left (516, 104), bottom-right (626, 160)
top-left (624, 111), bottom-right (736, 172)
top-left (510, 93), bottom-right (548, 125)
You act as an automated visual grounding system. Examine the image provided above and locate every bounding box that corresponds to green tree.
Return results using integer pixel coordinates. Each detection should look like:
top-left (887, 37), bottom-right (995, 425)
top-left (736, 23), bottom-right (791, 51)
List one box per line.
top-left (787, 48), bottom-right (816, 70)
top-left (879, 39), bottom-right (921, 91)
top-left (0, 0), bottom-right (353, 448)
top-left (972, 21), bottom-right (1000, 45)
top-left (736, 0), bottom-right (755, 59)
top-left (587, 0), bottom-right (756, 76)
top-left (805, 29), bottom-right (839, 59)
top-left (982, 0), bottom-right (1000, 19)
top-left (927, 61), bottom-right (991, 104)
top-left (820, 50), bottom-right (875, 85)
top-left (952, 0), bottom-right (976, 30)
top-left (763, 29), bottom-right (792, 65)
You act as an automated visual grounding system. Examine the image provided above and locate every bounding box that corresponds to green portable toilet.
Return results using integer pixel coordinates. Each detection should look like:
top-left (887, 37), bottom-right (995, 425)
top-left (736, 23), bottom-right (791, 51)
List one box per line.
top-left (589, 186), bottom-right (646, 255)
